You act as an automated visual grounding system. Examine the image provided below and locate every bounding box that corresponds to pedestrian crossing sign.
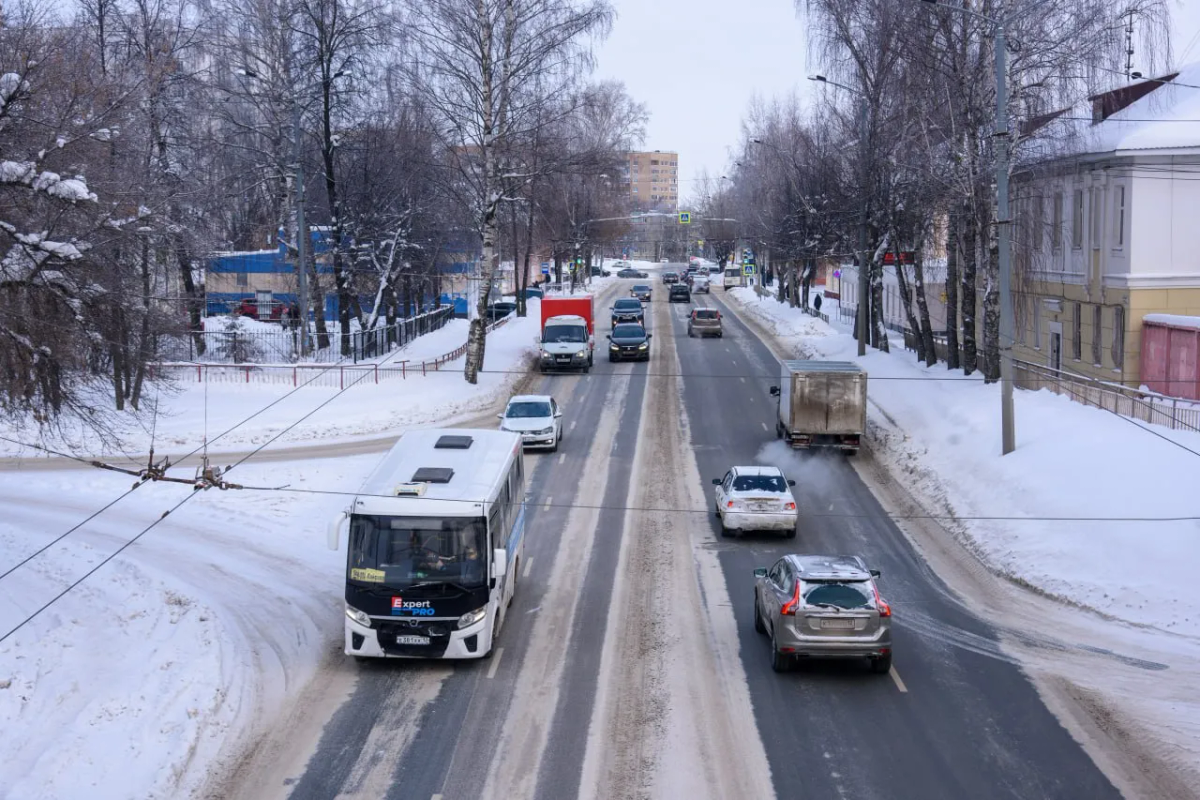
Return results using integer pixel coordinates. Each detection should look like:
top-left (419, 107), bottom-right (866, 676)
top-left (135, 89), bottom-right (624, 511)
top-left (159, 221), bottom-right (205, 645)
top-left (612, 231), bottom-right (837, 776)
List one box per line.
top-left (679, 212), bottom-right (691, 224)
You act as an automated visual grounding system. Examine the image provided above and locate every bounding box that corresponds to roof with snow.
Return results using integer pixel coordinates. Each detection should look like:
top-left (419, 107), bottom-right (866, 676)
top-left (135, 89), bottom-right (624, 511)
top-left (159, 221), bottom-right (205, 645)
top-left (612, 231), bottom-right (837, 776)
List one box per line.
top-left (1062, 64), bottom-right (1200, 155)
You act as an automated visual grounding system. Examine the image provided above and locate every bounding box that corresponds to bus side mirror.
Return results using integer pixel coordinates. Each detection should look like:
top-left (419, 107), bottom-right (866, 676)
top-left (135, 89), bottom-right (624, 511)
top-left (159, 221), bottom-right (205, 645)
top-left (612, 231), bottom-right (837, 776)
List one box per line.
top-left (493, 548), bottom-right (508, 579)
top-left (327, 511), bottom-right (348, 551)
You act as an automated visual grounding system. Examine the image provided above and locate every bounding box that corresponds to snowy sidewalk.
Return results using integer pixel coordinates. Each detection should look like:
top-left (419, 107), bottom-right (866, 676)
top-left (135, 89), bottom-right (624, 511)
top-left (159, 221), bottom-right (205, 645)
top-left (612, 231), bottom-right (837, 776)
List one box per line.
top-left (725, 286), bottom-right (1200, 640)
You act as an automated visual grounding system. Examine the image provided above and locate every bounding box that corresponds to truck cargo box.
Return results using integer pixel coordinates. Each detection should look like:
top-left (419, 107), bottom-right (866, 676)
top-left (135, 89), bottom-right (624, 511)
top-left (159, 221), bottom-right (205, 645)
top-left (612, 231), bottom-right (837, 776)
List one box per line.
top-left (773, 360), bottom-right (867, 452)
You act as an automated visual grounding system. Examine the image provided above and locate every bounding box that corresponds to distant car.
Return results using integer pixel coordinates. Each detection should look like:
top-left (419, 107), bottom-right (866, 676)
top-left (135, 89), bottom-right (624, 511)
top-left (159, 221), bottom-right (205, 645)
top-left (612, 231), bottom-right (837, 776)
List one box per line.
top-left (661, 258), bottom-right (669, 264)
top-left (498, 394), bottom-right (563, 451)
top-left (662, 271), bottom-right (679, 285)
top-left (631, 284), bottom-right (652, 302)
top-left (617, 268), bottom-right (642, 279)
top-left (590, 266), bottom-right (606, 277)
top-left (692, 274), bottom-right (711, 293)
top-left (712, 465), bottom-right (797, 537)
top-left (233, 298), bottom-right (286, 321)
top-left (753, 554), bottom-right (893, 674)
top-left (688, 308), bottom-right (722, 338)
top-left (487, 301), bottom-right (517, 321)
top-left (610, 297), bottom-right (645, 326)
top-left (524, 287), bottom-right (544, 300)
top-left (607, 323), bottom-right (651, 362)
top-left (668, 283), bottom-right (690, 303)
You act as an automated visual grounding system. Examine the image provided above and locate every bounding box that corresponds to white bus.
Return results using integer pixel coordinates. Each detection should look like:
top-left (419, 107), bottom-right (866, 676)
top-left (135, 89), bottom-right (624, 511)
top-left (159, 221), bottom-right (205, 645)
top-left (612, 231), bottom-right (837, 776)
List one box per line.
top-left (328, 428), bottom-right (526, 660)
top-left (723, 265), bottom-right (745, 290)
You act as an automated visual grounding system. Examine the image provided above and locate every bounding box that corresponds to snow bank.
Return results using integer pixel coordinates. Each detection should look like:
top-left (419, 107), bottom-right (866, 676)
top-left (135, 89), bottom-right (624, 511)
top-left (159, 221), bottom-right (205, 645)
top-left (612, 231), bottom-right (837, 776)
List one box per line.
top-left (726, 287), bottom-right (1200, 639)
top-left (0, 309), bottom-right (541, 459)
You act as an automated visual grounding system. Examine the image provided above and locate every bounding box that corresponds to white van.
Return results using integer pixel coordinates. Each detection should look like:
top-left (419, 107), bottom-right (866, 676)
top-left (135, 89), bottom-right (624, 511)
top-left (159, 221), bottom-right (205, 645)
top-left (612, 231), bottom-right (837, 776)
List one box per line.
top-left (723, 266), bottom-right (744, 290)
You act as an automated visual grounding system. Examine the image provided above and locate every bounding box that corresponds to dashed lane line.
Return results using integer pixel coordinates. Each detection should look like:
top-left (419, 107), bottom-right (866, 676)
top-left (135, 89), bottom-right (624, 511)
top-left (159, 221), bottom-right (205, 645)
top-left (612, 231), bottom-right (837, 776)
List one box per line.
top-left (558, 453), bottom-right (566, 465)
top-left (543, 497), bottom-right (553, 512)
top-left (890, 666), bottom-right (908, 693)
top-left (761, 422), bottom-right (768, 431)
top-left (523, 557), bottom-right (534, 579)
top-left (487, 647), bottom-right (505, 679)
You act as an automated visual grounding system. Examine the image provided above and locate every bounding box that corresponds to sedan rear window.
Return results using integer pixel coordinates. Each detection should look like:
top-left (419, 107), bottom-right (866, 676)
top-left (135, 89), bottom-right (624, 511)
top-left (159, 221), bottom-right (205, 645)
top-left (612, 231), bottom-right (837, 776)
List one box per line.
top-left (693, 310), bottom-right (718, 320)
top-left (732, 474), bottom-right (786, 492)
top-left (803, 582), bottom-right (872, 610)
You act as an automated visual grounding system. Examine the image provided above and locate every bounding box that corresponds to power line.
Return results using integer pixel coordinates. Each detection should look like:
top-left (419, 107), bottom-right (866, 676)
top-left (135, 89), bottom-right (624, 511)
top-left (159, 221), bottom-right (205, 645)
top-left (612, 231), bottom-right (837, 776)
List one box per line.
top-left (231, 484), bottom-right (1200, 524)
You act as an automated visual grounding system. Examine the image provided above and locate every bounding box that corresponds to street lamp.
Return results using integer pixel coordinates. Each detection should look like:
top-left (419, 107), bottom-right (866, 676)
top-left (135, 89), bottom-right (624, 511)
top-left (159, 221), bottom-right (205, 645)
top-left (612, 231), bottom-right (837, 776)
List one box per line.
top-left (809, 74), bottom-right (870, 357)
top-left (915, 0), bottom-right (1016, 455)
top-left (237, 67), bottom-right (351, 356)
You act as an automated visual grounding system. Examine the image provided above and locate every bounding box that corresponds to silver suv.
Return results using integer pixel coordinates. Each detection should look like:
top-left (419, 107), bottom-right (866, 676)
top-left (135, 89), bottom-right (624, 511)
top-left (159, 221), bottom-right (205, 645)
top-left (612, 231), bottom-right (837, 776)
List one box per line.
top-left (753, 554), bottom-right (892, 674)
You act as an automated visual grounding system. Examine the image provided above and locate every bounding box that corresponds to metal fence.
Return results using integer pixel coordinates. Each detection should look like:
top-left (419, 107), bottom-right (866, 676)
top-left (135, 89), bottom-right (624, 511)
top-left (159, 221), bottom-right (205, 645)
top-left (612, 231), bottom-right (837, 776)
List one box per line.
top-left (164, 306), bottom-right (454, 365)
top-left (154, 313), bottom-right (513, 386)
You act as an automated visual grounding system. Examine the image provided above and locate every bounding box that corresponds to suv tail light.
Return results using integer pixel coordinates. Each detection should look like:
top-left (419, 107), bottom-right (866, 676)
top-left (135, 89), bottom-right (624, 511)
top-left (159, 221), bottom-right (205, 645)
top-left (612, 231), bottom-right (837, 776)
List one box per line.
top-left (781, 581), bottom-right (801, 616)
top-left (873, 584), bottom-right (891, 617)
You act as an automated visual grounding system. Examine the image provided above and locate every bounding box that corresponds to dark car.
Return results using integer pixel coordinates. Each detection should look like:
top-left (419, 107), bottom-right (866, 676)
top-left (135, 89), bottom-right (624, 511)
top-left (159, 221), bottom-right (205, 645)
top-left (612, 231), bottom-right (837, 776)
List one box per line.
top-left (617, 267), bottom-right (641, 278)
top-left (631, 284), bottom-right (652, 302)
top-left (668, 283), bottom-right (690, 303)
top-left (687, 308), bottom-right (722, 337)
top-left (662, 271), bottom-right (679, 285)
top-left (608, 323), bottom-right (651, 362)
top-left (487, 301), bottom-right (517, 321)
top-left (611, 297), bottom-right (645, 326)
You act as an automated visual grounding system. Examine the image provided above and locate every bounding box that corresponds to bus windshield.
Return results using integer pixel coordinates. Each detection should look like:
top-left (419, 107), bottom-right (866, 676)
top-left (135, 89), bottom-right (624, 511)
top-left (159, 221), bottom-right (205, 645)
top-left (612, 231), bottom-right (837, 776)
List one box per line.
top-left (348, 515), bottom-right (487, 588)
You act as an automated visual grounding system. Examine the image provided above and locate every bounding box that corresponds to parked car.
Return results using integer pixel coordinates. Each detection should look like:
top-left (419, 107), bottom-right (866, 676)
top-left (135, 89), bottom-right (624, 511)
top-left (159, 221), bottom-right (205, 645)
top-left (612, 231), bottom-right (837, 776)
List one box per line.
top-left (668, 283), bottom-right (690, 303)
top-left (753, 554), bottom-right (893, 674)
top-left (712, 465), bottom-right (797, 537)
top-left (498, 394), bottom-right (563, 451)
top-left (687, 308), bottom-right (722, 337)
top-left (660, 257), bottom-right (670, 264)
top-left (487, 301), bottom-right (518, 321)
top-left (524, 287), bottom-right (544, 300)
top-left (617, 267), bottom-right (642, 279)
top-left (607, 323), bottom-right (651, 362)
top-left (631, 284), bottom-right (652, 302)
top-left (610, 297), bottom-right (645, 326)
top-left (233, 298), bottom-right (286, 321)
top-left (662, 271), bottom-right (679, 285)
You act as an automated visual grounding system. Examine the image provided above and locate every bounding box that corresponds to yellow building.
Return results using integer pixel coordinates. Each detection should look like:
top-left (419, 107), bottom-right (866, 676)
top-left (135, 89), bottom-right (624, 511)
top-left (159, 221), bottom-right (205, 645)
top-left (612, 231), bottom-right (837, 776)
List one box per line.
top-left (621, 151), bottom-right (679, 211)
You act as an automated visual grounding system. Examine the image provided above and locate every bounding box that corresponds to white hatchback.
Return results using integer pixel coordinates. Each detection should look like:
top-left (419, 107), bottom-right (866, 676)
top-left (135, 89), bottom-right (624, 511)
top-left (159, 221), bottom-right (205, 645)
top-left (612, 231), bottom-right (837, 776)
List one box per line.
top-left (712, 466), bottom-right (798, 538)
top-left (499, 395), bottom-right (563, 450)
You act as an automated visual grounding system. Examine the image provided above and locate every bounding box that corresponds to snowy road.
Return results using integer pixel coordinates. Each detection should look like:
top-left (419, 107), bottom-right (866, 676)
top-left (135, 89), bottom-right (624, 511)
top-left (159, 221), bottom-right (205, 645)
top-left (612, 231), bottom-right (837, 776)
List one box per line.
top-left (206, 273), bottom-right (1139, 800)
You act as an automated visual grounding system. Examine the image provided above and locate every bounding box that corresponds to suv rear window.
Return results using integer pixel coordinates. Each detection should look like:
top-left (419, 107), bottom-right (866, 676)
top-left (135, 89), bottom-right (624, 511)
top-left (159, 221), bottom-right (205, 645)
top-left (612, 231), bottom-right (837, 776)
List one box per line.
top-left (803, 582), bottom-right (871, 610)
top-left (693, 310), bottom-right (718, 320)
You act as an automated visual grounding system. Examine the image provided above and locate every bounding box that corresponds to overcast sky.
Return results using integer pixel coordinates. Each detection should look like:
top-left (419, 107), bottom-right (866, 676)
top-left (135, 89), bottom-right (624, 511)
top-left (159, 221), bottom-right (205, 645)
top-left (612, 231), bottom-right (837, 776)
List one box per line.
top-left (592, 0), bottom-right (1200, 209)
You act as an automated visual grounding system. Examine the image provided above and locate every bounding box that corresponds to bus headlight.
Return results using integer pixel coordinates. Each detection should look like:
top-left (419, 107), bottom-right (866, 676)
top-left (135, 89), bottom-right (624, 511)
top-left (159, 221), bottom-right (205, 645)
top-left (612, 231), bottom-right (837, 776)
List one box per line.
top-left (458, 606), bottom-right (487, 629)
top-left (345, 605), bottom-right (372, 627)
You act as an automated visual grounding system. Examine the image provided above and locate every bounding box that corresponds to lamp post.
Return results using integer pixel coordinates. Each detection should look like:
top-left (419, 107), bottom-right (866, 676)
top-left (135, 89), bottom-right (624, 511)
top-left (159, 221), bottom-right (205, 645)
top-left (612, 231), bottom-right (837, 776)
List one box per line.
top-left (916, 0), bottom-right (1015, 455)
top-left (237, 66), bottom-right (351, 357)
top-left (809, 75), bottom-right (870, 357)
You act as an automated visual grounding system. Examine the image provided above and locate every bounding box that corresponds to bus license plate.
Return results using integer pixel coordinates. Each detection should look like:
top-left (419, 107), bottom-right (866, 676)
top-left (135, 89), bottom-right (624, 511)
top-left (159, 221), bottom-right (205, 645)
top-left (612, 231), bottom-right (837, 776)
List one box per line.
top-left (396, 635), bottom-right (430, 645)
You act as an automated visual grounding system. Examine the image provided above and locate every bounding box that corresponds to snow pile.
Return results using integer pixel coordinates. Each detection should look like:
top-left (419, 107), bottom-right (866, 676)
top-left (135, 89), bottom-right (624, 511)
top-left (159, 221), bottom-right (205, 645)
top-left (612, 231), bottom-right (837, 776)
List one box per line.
top-left (726, 287), bottom-right (1200, 638)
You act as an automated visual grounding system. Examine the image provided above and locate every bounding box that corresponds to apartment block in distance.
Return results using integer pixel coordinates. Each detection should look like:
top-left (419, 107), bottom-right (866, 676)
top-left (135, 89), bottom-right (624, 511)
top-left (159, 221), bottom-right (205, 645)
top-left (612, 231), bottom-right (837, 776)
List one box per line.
top-left (622, 150), bottom-right (679, 211)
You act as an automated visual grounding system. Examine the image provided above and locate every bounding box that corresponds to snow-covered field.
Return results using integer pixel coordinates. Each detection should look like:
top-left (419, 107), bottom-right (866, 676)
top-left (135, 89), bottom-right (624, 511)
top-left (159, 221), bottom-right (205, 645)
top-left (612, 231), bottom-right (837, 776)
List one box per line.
top-left (0, 306), bottom-right (543, 460)
top-left (0, 307), bottom-right (547, 800)
top-left (725, 286), bottom-right (1200, 639)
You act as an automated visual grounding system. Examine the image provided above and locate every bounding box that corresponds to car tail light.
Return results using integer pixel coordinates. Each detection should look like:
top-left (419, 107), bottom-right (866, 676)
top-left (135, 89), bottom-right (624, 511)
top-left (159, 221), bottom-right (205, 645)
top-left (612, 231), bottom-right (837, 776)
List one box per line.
top-left (726, 500), bottom-right (736, 509)
top-left (781, 581), bottom-right (801, 616)
top-left (873, 584), bottom-right (891, 617)
top-left (784, 502), bottom-right (796, 511)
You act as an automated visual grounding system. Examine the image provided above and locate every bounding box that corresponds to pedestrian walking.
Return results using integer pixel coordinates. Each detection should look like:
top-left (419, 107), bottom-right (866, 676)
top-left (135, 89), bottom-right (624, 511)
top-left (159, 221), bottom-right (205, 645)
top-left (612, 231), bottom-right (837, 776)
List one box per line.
top-left (813, 294), bottom-right (823, 313)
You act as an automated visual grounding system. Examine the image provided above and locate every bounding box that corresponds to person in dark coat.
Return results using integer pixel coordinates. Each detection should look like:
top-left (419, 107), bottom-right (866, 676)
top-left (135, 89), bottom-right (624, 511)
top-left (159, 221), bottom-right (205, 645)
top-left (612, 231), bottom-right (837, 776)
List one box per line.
top-left (813, 293), bottom-right (823, 313)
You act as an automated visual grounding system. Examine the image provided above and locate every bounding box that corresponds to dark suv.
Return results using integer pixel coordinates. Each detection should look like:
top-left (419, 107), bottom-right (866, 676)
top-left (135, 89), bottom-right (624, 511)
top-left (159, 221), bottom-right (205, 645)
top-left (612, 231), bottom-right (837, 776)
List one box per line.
top-left (668, 283), bottom-right (690, 303)
top-left (611, 297), bottom-right (645, 326)
top-left (608, 323), bottom-right (651, 362)
top-left (662, 271), bottom-right (679, 285)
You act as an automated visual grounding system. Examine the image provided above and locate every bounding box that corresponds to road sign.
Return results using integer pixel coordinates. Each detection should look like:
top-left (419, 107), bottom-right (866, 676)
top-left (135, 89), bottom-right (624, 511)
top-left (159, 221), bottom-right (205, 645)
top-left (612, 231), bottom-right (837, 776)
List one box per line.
top-left (679, 212), bottom-right (691, 224)
top-left (541, 266), bottom-right (550, 274)
top-left (743, 265), bottom-right (756, 276)
top-left (697, 239), bottom-right (704, 248)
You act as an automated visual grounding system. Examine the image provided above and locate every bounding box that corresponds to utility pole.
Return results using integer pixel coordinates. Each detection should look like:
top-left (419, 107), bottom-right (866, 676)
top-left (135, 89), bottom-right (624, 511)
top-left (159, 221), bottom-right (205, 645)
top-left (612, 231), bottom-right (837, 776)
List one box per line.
top-left (293, 100), bottom-right (310, 355)
top-left (856, 98), bottom-right (869, 357)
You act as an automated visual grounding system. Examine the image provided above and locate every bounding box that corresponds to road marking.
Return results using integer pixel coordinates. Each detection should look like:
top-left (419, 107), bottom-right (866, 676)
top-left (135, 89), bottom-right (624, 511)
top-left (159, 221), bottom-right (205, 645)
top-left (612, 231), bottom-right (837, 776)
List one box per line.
top-left (761, 422), bottom-right (768, 431)
top-left (739, 376), bottom-right (746, 384)
top-left (558, 453), bottom-right (566, 465)
top-left (486, 647), bottom-right (505, 678)
top-left (889, 666), bottom-right (908, 693)
top-left (432, 795), bottom-right (443, 800)
top-left (522, 557), bottom-right (534, 578)
top-left (542, 497), bottom-right (552, 511)
top-left (570, 421), bottom-right (577, 431)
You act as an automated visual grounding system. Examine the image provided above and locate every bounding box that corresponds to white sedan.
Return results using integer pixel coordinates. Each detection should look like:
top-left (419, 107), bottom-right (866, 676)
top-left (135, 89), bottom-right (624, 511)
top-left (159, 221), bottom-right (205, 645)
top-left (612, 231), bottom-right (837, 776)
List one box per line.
top-left (498, 395), bottom-right (563, 450)
top-left (712, 466), bottom-right (798, 538)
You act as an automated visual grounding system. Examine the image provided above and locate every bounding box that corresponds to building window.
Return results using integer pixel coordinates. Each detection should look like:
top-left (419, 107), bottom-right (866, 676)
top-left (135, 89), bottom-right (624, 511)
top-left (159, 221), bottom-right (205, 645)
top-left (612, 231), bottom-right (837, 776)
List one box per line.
top-left (1089, 187), bottom-right (1101, 249)
top-left (1113, 185), bottom-right (1125, 248)
top-left (1052, 192), bottom-right (1063, 251)
top-left (1111, 305), bottom-right (1124, 369)
top-left (1072, 189), bottom-right (1083, 248)
top-left (1072, 302), bottom-right (1081, 360)
top-left (237, 269), bottom-right (248, 287)
top-left (1092, 305), bottom-right (1103, 365)
top-left (1032, 194), bottom-right (1044, 250)
top-left (1017, 295), bottom-right (1027, 344)
top-left (1032, 298), bottom-right (1041, 349)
